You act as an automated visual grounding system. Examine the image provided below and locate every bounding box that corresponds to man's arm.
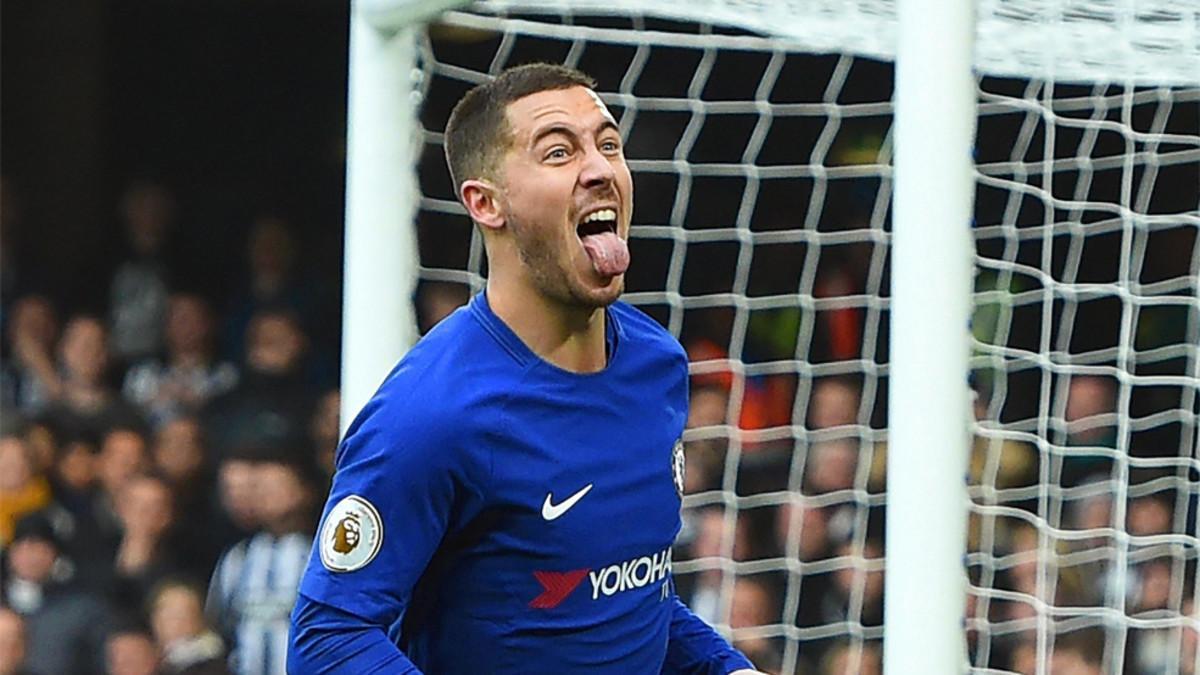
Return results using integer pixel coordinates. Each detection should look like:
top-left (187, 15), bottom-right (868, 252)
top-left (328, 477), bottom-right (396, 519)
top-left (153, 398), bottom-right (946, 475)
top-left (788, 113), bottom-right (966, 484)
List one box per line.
top-left (288, 594), bottom-right (419, 673)
top-left (662, 595), bottom-right (763, 675)
top-left (287, 385), bottom-right (489, 673)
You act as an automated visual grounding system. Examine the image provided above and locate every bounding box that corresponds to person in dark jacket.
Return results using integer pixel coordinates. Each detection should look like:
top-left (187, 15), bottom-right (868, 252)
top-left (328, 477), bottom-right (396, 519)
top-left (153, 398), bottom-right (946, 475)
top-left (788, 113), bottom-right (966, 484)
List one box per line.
top-left (1, 512), bottom-right (112, 675)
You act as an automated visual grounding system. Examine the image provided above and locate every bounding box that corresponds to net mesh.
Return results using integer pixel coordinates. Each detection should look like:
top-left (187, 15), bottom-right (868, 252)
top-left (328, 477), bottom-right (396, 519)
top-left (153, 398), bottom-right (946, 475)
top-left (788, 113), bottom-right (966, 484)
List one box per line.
top-left (409, 2), bottom-right (1200, 673)
top-left (969, 79), bottom-right (1200, 674)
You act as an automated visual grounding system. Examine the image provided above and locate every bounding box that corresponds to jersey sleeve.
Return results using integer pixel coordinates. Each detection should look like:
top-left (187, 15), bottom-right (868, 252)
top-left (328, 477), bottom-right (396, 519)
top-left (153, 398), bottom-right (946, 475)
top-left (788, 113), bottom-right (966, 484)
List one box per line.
top-left (291, 388), bottom-right (491, 662)
top-left (662, 593), bottom-right (755, 675)
top-left (288, 594), bottom-right (421, 674)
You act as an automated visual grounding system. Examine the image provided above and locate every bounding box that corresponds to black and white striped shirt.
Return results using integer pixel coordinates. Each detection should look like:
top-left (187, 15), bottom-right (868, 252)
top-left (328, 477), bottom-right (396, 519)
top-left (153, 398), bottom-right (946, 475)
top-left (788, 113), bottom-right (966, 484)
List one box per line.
top-left (207, 531), bottom-right (310, 675)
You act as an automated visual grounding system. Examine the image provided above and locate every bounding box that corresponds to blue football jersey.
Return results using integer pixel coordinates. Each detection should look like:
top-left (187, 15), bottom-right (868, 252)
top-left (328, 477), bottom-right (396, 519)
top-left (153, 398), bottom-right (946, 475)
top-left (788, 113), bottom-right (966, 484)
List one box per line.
top-left (290, 292), bottom-right (751, 674)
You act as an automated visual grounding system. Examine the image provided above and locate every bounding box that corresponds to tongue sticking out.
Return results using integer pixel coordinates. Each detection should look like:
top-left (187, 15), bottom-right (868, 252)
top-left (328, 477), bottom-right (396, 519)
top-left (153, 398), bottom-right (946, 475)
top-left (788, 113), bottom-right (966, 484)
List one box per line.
top-left (580, 230), bottom-right (630, 277)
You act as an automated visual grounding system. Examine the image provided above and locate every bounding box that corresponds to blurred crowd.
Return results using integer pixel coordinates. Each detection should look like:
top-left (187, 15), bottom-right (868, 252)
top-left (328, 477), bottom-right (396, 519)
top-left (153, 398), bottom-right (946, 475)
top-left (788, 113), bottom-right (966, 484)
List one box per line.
top-left (671, 361), bottom-right (1199, 674)
top-left (1, 178), bottom-right (341, 675)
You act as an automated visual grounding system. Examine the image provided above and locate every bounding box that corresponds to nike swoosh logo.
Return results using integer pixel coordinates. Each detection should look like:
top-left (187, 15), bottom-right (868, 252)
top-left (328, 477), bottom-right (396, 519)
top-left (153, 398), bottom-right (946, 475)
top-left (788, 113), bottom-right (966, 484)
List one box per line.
top-left (541, 483), bottom-right (594, 521)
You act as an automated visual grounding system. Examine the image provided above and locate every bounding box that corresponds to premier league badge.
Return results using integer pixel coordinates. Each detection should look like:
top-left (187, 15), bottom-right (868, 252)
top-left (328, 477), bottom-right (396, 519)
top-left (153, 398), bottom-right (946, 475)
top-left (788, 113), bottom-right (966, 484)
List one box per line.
top-left (320, 495), bottom-right (383, 573)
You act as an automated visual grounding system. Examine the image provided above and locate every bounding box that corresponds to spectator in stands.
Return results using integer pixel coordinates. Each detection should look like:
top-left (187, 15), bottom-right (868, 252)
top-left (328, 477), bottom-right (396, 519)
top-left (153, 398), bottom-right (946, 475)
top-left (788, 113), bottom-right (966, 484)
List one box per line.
top-left (206, 452), bottom-right (319, 675)
top-left (683, 382), bottom-right (729, 494)
top-left (48, 429), bottom-right (94, 501)
top-left (124, 293), bottom-right (239, 428)
top-left (775, 496), bottom-right (830, 562)
top-left (152, 417), bottom-right (227, 577)
top-left (94, 426), bottom-right (152, 534)
top-left (108, 180), bottom-right (176, 364)
top-left (781, 506), bottom-right (840, 637)
top-left (1060, 375), bottom-right (1118, 486)
top-left (41, 315), bottom-right (143, 441)
top-left (1, 512), bottom-right (111, 675)
top-left (221, 216), bottom-right (312, 363)
top-left (18, 417), bottom-right (56, 478)
top-left (969, 389), bottom-right (1038, 494)
top-left (1132, 558), bottom-right (1174, 614)
top-left (812, 263), bottom-right (866, 366)
top-left (1061, 481), bottom-right (1116, 606)
top-left (1, 296), bottom-right (60, 415)
top-left (111, 473), bottom-right (181, 615)
top-left (104, 626), bottom-right (160, 675)
top-left (678, 507), bottom-right (723, 623)
top-left (0, 608), bottom-right (29, 675)
top-left (149, 579), bottom-right (228, 675)
top-left (1064, 376), bottom-right (1117, 448)
top-left (685, 338), bottom-right (793, 437)
top-left (1128, 494), bottom-right (1172, 537)
top-left (804, 439), bottom-right (858, 495)
top-left (1003, 519), bottom-right (1041, 602)
top-left (152, 416), bottom-right (207, 488)
top-left (677, 506), bottom-right (756, 624)
top-left (203, 309), bottom-right (315, 458)
top-left (0, 430), bottom-right (51, 548)
top-left (43, 430), bottom-right (111, 590)
top-left (807, 377), bottom-right (860, 431)
top-left (729, 576), bottom-right (783, 674)
top-left (822, 538), bottom-right (884, 628)
top-left (214, 454), bottom-right (260, 541)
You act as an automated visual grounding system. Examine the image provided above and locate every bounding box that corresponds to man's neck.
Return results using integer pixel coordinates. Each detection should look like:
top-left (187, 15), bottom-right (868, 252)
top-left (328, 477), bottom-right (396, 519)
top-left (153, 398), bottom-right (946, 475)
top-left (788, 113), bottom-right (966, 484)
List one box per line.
top-left (486, 279), bottom-right (608, 374)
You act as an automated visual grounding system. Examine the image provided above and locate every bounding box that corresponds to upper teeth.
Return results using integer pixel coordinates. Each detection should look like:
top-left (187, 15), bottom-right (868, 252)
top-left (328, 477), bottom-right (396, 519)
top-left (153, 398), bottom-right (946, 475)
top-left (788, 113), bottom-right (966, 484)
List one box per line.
top-left (583, 209), bottom-right (616, 223)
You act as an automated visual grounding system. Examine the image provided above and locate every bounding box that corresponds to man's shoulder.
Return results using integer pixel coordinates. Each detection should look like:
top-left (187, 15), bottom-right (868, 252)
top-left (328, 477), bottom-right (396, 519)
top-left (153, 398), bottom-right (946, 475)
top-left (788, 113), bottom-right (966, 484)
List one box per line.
top-left (383, 304), bottom-right (521, 400)
top-left (344, 305), bottom-right (516, 449)
top-left (611, 301), bottom-right (686, 360)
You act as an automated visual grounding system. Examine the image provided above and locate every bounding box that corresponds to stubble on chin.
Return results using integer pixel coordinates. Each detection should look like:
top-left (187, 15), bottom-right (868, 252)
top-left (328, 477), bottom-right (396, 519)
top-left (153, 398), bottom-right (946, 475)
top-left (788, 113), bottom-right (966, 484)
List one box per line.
top-left (510, 217), bottom-right (622, 309)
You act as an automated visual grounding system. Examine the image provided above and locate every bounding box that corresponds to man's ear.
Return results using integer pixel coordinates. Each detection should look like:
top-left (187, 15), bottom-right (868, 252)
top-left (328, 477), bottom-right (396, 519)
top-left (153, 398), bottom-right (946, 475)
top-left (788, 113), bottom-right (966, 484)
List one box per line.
top-left (460, 179), bottom-right (505, 232)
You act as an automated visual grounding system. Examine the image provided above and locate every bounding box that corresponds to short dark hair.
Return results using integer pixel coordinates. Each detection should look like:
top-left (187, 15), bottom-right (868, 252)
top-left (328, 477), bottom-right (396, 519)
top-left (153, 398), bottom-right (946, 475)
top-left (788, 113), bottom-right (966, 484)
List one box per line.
top-left (444, 63), bottom-right (596, 196)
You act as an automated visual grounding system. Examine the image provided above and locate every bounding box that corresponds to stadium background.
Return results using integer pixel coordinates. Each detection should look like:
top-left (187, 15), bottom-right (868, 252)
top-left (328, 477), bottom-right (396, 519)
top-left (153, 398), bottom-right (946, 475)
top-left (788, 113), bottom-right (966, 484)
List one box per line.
top-left (3, 2), bottom-right (1199, 675)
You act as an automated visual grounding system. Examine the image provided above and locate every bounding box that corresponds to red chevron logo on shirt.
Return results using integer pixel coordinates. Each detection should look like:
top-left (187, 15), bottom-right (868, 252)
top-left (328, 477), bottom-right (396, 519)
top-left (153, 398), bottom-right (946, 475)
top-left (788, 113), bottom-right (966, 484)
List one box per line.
top-left (529, 569), bottom-right (589, 609)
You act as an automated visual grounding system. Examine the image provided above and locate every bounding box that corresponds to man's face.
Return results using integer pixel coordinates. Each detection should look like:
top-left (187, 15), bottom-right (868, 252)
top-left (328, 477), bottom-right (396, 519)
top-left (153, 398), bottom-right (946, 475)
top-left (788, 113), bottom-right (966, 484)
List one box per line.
top-left (154, 418), bottom-right (204, 483)
top-left (254, 462), bottom-right (309, 527)
top-left (105, 633), bottom-right (159, 675)
top-left (7, 539), bottom-right (56, 584)
top-left (247, 315), bottom-right (304, 374)
top-left (60, 317), bottom-right (108, 384)
top-left (98, 431), bottom-right (147, 495)
top-left (150, 586), bottom-right (204, 646)
top-left (165, 296), bottom-right (211, 354)
top-left (494, 86), bottom-right (634, 308)
top-left (218, 459), bottom-right (259, 529)
top-left (116, 477), bottom-right (174, 538)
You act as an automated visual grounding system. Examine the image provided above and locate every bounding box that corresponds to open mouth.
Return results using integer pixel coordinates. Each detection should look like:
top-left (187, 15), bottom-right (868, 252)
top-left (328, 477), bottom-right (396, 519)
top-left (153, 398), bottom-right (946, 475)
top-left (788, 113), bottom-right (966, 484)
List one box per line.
top-left (575, 207), bottom-right (629, 277)
top-left (576, 208), bottom-right (618, 238)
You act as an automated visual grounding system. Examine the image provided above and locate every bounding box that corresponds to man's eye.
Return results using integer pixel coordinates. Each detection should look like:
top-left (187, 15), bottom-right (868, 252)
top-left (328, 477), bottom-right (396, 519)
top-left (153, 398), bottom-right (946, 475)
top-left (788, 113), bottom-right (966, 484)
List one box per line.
top-left (601, 140), bottom-right (621, 153)
top-left (546, 147), bottom-right (569, 160)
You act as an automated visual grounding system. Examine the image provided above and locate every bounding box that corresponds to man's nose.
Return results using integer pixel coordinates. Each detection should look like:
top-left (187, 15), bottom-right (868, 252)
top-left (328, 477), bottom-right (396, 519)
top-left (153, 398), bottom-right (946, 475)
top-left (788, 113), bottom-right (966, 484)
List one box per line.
top-left (578, 144), bottom-right (616, 189)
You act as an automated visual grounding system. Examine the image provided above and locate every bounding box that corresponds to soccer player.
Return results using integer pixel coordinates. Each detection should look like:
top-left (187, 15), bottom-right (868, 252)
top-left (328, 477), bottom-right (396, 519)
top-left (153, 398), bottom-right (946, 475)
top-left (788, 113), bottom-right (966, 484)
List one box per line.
top-left (288, 63), bottom-right (764, 674)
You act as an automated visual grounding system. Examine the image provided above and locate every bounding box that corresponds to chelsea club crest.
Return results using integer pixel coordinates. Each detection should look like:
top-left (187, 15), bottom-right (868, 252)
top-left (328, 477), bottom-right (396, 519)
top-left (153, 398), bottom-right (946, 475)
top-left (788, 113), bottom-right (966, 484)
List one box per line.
top-left (671, 437), bottom-right (685, 497)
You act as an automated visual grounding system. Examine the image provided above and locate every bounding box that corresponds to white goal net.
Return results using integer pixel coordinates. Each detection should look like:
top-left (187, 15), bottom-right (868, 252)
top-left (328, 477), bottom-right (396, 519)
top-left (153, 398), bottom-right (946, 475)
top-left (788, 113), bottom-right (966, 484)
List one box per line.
top-left (404, 2), bottom-right (1200, 673)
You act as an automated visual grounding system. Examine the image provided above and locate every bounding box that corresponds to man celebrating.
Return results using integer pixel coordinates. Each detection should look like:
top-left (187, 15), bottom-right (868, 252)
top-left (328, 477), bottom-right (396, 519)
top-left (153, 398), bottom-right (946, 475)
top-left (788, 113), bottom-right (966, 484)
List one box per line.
top-left (289, 63), bottom-right (762, 674)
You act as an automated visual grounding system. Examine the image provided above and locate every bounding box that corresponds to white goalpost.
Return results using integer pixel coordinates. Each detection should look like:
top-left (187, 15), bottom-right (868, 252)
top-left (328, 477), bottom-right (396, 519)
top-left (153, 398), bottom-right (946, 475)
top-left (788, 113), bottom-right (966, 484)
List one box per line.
top-left (342, 1), bottom-right (1200, 673)
top-left (885, 0), bottom-right (975, 672)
